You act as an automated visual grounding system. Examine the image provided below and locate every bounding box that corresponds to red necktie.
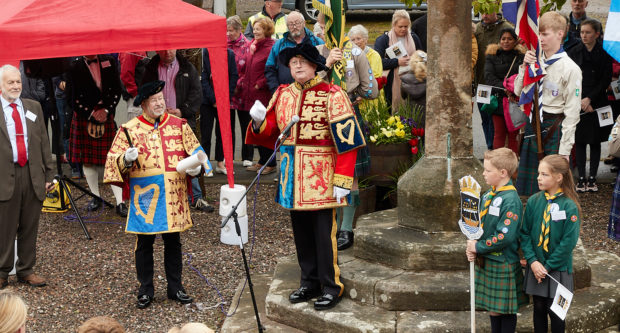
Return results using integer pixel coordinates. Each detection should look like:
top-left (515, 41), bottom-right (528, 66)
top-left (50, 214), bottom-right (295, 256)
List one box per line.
top-left (10, 103), bottom-right (27, 166)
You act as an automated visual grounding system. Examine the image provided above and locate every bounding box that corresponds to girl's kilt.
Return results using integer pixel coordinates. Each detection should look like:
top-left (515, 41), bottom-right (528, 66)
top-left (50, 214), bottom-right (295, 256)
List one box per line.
top-left (475, 259), bottom-right (529, 314)
top-left (69, 113), bottom-right (117, 165)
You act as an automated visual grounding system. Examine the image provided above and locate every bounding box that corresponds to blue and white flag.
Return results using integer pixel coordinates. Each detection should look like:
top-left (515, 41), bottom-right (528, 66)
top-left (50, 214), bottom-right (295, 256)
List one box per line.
top-left (604, 0), bottom-right (620, 62)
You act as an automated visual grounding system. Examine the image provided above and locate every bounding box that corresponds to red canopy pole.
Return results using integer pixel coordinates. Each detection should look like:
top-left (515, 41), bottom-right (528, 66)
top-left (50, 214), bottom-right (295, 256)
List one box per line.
top-left (209, 45), bottom-right (234, 187)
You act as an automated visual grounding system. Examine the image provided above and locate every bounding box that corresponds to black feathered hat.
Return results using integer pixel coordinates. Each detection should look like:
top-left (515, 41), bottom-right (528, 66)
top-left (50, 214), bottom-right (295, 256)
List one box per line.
top-left (278, 43), bottom-right (328, 73)
top-left (134, 80), bottom-right (165, 106)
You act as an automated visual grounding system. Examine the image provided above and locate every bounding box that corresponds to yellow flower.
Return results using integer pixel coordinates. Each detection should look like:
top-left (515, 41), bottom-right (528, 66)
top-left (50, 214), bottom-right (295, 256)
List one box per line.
top-left (370, 135), bottom-right (377, 143)
top-left (396, 121), bottom-right (404, 129)
top-left (387, 116), bottom-right (395, 126)
top-left (395, 128), bottom-right (405, 138)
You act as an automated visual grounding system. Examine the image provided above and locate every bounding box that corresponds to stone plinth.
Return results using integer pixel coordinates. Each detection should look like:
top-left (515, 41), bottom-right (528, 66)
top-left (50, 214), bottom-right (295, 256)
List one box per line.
top-left (397, 156), bottom-right (484, 231)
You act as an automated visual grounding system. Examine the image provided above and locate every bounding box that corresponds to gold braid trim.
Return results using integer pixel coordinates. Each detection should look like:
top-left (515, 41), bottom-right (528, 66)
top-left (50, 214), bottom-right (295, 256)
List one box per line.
top-left (332, 174), bottom-right (353, 189)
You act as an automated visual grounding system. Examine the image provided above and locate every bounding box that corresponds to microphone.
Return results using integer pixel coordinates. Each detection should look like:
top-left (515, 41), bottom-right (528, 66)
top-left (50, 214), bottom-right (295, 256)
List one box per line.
top-left (278, 115), bottom-right (300, 141)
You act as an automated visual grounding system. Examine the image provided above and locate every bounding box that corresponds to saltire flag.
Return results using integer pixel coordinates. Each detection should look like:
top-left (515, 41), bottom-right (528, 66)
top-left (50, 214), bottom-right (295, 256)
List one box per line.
top-left (603, 0), bottom-right (620, 62)
top-left (503, 0), bottom-right (543, 120)
top-left (312, 0), bottom-right (346, 87)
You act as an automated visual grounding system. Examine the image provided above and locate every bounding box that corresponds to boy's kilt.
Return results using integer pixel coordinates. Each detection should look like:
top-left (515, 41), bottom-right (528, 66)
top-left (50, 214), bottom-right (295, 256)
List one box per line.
top-left (69, 113), bottom-right (117, 165)
top-left (475, 260), bottom-right (529, 313)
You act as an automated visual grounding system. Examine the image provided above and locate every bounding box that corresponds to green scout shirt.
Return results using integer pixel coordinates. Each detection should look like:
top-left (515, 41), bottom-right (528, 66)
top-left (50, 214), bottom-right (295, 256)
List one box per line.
top-left (520, 191), bottom-right (581, 274)
top-left (475, 182), bottom-right (523, 264)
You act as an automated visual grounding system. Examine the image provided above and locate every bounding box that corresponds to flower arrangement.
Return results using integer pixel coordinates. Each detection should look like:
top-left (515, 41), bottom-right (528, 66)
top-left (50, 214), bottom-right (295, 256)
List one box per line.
top-left (363, 98), bottom-right (425, 146)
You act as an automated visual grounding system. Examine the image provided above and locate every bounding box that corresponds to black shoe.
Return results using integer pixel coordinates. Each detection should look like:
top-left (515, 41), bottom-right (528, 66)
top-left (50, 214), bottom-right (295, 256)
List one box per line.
top-left (289, 286), bottom-right (322, 304)
top-left (116, 203), bottom-right (128, 217)
top-left (586, 177), bottom-right (598, 192)
top-left (575, 177), bottom-right (586, 193)
top-left (137, 294), bottom-right (153, 309)
top-left (314, 293), bottom-right (342, 310)
top-left (87, 198), bottom-right (102, 211)
top-left (168, 290), bottom-right (193, 304)
top-left (337, 231), bottom-right (354, 251)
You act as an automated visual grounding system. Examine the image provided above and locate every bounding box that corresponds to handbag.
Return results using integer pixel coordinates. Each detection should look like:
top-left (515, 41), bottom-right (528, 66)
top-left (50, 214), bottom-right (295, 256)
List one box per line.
top-left (609, 116), bottom-right (620, 158)
top-left (502, 56), bottom-right (527, 132)
top-left (480, 95), bottom-right (498, 114)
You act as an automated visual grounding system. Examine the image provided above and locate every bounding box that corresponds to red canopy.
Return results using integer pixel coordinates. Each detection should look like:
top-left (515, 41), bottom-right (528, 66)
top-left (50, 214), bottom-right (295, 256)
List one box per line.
top-left (0, 0), bottom-right (235, 186)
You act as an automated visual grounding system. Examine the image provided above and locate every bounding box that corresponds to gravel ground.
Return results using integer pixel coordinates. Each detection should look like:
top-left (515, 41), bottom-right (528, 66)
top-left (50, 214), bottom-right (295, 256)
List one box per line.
top-left (5, 176), bottom-right (619, 332)
top-left (7, 180), bottom-right (293, 332)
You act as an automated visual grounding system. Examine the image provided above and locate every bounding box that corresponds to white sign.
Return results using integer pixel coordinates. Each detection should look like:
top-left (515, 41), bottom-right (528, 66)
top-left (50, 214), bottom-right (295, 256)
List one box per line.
top-left (458, 175), bottom-right (483, 240)
top-left (611, 80), bottom-right (620, 100)
top-left (476, 84), bottom-right (492, 104)
top-left (597, 106), bottom-right (614, 127)
top-left (550, 281), bottom-right (573, 320)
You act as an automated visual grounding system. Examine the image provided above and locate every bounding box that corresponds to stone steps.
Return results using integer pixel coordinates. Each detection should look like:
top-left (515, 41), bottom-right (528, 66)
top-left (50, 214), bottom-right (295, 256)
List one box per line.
top-left (257, 250), bottom-right (620, 332)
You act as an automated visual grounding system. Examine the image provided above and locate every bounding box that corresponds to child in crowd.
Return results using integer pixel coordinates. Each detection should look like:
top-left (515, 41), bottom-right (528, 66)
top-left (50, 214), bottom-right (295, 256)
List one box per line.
top-left (77, 316), bottom-right (125, 333)
top-left (520, 154), bottom-right (581, 332)
top-left (0, 291), bottom-right (27, 333)
top-left (168, 322), bottom-right (214, 333)
top-left (466, 148), bottom-right (528, 333)
top-left (514, 11), bottom-right (582, 196)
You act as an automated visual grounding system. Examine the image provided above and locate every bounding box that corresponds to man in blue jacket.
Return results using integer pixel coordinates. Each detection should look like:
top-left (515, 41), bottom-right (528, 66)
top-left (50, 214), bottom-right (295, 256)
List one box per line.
top-left (265, 11), bottom-right (324, 93)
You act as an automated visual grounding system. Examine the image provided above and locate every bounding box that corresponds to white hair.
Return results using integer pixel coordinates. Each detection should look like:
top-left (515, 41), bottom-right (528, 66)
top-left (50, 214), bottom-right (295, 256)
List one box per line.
top-left (287, 11), bottom-right (304, 23)
top-left (348, 24), bottom-right (368, 40)
top-left (0, 64), bottom-right (20, 83)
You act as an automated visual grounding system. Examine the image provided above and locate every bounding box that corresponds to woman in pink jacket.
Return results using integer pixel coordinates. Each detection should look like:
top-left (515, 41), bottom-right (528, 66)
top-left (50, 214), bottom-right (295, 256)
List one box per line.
top-left (240, 17), bottom-right (277, 175)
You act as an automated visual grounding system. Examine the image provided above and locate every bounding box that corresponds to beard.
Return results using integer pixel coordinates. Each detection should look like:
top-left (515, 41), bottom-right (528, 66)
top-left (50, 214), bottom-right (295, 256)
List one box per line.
top-left (149, 107), bottom-right (165, 118)
top-left (2, 90), bottom-right (21, 102)
top-left (290, 30), bottom-right (302, 38)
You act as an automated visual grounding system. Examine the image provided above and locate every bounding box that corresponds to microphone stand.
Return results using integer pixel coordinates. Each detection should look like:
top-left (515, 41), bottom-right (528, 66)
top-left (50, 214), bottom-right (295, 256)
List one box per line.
top-left (221, 127), bottom-right (291, 333)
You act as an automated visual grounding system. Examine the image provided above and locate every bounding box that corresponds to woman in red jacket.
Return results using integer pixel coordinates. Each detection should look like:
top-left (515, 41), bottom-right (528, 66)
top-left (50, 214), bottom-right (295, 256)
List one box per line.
top-left (240, 17), bottom-right (277, 175)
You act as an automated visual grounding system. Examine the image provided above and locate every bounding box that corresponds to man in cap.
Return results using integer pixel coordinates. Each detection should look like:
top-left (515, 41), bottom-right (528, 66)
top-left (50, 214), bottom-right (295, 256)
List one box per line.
top-left (244, 0), bottom-right (288, 40)
top-left (104, 80), bottom-right (212, 309)
top-left (246, 43), bottom-right (366, 310)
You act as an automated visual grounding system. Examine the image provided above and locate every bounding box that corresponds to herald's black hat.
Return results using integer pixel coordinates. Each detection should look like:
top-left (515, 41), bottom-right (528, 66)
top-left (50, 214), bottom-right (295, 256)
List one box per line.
top-left (134, 80), bottom-right (165, 106)
top-left (278, 43), bottom-right (328, 73)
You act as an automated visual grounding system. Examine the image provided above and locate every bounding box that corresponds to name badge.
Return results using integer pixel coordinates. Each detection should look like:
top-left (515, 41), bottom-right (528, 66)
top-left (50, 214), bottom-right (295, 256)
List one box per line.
top-left (551, 210), bottom-right (566, 221)
top-left (25, 110), bottom-right (37, 122)
top-left (489, 206), bottom-right (500, 216)
top-left (346, 60), bottom-right (354, 69)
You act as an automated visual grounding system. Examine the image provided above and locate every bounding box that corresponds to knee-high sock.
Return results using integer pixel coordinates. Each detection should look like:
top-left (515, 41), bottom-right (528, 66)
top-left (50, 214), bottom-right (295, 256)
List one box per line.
top-left (111, 185), bottom-right (123, 205)
top-left (340, 190), bottom-right (359, 232)
top-left (83, 165), bottom-right (100, 197)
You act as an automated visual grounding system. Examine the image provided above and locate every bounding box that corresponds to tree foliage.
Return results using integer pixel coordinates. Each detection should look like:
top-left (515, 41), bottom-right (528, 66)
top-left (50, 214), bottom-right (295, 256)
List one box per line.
top-left (400, 0), bottom-right (567, 15)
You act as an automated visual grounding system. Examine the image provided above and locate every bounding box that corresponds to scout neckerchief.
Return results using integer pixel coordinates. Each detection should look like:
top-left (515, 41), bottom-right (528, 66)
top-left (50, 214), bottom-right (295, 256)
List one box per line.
top-left (537, 47), bottom-right (566, 120)
top-left (538, 189), bottom-right (563, 252)
top-left (479, 184), bottom-right (517, 227)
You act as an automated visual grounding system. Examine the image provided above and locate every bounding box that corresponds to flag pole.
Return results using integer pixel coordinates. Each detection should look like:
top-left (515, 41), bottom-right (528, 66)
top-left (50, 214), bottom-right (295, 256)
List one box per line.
top-left (533, 81), bottom-right (544, 161)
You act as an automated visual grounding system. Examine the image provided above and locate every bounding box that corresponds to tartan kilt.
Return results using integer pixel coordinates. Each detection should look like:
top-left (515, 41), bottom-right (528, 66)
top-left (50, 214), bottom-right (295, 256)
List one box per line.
top-left (475, 260), bottom-right (529, 314)
top-left (609, 172), bottom-right (620, 241)
top-left (515, 115), bottom-right (562, 196)
top-left (68, 113), bottom-right (117, 165)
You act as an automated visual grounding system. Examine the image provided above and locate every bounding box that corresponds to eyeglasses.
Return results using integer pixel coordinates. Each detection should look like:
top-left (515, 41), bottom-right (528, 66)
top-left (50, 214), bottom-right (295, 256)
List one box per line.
top-left (289, 58), bottom-right (310, 67)
top-left (288, 20), bottom-right (305, 28)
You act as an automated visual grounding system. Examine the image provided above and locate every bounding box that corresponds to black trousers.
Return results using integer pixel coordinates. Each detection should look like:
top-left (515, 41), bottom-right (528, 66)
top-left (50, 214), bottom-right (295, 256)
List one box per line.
top-left (135, 232), bottom-right (183, 298)
top-left (258, 146), bottom-right (276, 167)
top-left (200, 104), bottom-right (235, 162)
top-left (290, 209), bottom-right (343, 297)
top-left (236, 109), bottom-right (254, 162)
top-left (575, 142), bottom-right (601, 179)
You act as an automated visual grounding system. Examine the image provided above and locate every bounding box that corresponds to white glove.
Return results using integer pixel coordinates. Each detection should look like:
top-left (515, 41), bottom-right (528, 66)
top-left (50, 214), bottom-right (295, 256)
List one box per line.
top-left (186, 165), bottom-right (202, 177)
top-left (333, 186), bottom-right (350, 204)
top-left (124, 147), bottom-right (139, 163)
top-left (249, 100), bottom-right (267, 123)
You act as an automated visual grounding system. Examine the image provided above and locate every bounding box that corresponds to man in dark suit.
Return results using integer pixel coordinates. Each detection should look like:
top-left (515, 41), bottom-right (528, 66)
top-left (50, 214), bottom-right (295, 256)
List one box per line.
top-left (0, 64), bottom-right (54, 289)
top-left (66, 55), bottom-right (126, 216)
